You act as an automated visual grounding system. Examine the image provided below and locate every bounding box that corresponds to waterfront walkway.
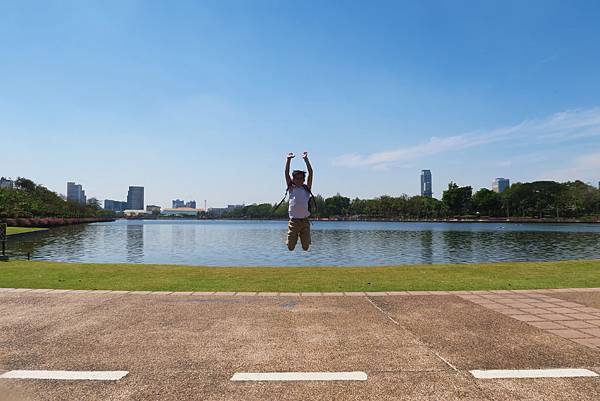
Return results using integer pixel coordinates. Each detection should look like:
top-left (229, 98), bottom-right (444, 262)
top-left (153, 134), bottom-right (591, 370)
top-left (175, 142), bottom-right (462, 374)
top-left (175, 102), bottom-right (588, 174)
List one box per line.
top-left (1, 288), bottom-right (600, 400)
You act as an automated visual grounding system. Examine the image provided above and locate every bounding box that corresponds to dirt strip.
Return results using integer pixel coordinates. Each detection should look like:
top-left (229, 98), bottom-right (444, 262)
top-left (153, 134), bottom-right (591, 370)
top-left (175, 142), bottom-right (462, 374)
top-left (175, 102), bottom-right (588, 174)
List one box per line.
top-left (2, 287), bottom-right (600, 297)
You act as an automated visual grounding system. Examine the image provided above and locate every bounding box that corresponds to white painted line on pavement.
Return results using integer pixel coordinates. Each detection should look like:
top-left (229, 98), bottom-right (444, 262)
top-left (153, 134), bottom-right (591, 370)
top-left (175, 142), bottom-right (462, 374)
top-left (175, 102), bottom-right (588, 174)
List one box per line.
top-left (0, 370), bottom-right (129, 381)
top-left (231, 371), bottom-right (368, 381)
top-left (470, 369), bottom-right (598, 379)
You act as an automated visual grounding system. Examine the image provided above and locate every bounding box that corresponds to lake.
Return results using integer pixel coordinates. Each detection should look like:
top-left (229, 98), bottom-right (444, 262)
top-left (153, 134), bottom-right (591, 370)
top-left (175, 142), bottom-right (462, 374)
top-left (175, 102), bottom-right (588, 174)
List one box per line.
top-left (6, 219), bottom-right (600, 266)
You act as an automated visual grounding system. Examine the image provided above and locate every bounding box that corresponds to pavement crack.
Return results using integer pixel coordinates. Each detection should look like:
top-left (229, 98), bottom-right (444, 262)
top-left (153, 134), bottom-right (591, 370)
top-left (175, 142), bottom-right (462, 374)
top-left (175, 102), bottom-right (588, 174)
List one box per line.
top-left (365, 296), bottom-right (459, 373)
top-left (433, 351), bottom-right (458, 372)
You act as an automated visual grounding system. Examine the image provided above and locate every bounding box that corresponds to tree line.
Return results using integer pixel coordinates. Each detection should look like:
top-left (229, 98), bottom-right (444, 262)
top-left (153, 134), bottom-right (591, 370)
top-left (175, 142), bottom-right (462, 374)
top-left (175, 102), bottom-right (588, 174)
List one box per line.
top-left (217, 180), bottom-right (600, 220)
top-left (2, 177), bottom-right (597, 220)
top-left (0, 178), bottom-right (114, 219)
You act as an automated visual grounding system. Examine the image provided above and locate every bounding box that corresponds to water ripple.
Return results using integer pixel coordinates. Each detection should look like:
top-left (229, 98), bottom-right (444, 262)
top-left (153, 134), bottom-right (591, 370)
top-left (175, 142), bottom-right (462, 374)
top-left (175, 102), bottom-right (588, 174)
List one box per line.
top-left (6, 220), bottom-right (600, 266)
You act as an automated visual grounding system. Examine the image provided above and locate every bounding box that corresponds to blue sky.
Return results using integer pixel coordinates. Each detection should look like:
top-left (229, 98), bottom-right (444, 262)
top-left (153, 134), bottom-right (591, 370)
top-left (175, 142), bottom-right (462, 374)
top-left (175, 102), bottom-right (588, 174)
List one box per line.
top-left (1, 0), bottom-right (599, 208)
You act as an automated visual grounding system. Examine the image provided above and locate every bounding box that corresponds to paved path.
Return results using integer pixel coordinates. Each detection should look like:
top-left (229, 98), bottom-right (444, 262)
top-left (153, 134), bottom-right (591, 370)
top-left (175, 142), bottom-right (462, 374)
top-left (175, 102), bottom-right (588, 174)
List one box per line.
top-left (1, 288), bottom-right (599, 400)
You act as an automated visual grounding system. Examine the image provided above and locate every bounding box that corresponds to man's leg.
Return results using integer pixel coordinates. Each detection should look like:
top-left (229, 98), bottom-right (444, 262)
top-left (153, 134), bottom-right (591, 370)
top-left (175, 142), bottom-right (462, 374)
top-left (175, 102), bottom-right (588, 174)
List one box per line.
top-left (299, 220), bottom-right (311, 251)
top-left (287, 220), bottom-right (299, 251)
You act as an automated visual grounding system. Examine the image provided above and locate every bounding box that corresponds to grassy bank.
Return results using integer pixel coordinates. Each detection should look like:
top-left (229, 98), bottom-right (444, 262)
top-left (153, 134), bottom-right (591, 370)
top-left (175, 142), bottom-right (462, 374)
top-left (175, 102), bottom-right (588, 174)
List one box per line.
top-left (1, 260), bottom-right (600, 292)
top-left (6, 227), bottom-right (47, 236)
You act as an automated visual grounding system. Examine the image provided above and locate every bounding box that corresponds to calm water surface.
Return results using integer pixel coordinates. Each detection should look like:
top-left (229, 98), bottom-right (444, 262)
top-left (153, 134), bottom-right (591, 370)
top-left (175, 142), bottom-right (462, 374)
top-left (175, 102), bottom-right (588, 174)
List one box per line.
top-left (7, 220), bottom-right (600, 266)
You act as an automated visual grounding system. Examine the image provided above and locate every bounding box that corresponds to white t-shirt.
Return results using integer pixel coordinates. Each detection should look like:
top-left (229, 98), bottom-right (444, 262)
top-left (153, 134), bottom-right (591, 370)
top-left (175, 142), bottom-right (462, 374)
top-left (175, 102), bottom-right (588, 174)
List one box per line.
top-left (288, 185), bottom-right (311, 219)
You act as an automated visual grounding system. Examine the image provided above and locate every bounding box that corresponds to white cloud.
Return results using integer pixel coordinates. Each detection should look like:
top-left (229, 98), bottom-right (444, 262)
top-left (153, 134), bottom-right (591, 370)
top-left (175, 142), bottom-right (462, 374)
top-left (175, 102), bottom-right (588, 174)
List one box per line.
top-left (541, 152), bottom-right (600, 182)
top-left (332, 108), bottom-right (600, 168)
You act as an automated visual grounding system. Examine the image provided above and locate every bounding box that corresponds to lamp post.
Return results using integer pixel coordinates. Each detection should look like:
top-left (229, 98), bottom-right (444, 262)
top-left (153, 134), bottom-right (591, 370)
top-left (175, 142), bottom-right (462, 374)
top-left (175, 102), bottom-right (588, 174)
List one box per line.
top-left (534, 190), bottom-right (541, 219)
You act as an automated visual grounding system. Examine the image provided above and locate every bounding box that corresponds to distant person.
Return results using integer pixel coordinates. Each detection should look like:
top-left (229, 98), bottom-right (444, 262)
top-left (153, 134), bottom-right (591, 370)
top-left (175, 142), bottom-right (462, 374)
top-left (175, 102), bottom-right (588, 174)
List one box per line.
top-left (284, 151), bottom-right (313, 251)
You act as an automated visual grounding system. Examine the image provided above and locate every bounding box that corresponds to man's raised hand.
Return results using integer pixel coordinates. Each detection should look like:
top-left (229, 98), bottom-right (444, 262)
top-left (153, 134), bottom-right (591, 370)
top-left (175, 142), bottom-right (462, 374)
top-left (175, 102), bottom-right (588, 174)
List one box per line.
top-left (302, 151), bottom-right (309, 159)
top-left (287, 152), bottom-right (295, 159)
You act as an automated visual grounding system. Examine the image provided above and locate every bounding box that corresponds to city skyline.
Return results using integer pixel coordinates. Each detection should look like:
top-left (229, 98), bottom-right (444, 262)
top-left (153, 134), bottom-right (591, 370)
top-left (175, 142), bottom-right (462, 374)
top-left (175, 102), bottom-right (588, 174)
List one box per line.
top-left (2, 2), bottom-right (599, 206)
top-left (56, 172), bottom-right (600, 211)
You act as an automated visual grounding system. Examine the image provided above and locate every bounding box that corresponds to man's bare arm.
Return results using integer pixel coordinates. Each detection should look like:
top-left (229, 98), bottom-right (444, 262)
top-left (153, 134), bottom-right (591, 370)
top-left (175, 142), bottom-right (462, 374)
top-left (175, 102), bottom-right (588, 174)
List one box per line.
top-left (303, 152), bottom-right (313, 190)
top-left (285, 153), bottom-right (294, 186)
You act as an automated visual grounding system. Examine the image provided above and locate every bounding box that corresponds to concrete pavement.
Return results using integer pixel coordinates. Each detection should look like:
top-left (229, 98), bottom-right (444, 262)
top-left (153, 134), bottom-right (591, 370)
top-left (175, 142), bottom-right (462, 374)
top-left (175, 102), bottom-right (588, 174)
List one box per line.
top-left (0, 289), bottom-right (599, 400)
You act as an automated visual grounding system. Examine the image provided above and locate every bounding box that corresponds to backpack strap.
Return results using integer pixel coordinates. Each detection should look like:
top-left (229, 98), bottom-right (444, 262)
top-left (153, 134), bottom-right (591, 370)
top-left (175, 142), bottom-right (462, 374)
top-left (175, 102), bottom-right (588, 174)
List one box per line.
top-left (273, 183), bottom-right (293, 212)
top-left (302, 184), bottom-right (317, 213)
top-left (302, 184), bottom-right (314, 196)
top-left (273, 184), bottom-right (317, 214)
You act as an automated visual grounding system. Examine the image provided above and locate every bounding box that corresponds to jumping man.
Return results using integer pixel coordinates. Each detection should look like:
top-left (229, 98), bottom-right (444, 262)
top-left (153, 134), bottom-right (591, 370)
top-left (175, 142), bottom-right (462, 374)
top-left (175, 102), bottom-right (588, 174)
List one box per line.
top-left (284, 151), bottom-right (313, 251)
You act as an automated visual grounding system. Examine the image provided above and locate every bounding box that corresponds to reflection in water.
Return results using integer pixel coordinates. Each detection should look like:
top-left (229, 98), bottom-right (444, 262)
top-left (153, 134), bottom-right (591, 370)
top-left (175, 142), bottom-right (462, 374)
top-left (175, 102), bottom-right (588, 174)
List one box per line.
top-left (420, 231), bottom-right (433, 264)
top-left (442, 231), bottom-right (474, 263)
top-left (4, 220), bottom-right (600, 266)
top-left (126, 224), bottom-right (144, 263)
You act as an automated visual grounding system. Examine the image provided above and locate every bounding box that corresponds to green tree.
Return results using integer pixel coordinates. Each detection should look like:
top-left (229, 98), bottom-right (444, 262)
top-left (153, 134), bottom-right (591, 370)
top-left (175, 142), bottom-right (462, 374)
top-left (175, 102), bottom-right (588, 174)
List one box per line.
top-left (442, 182), bottom-right (473, 216)
top-left (312, 195), bottom-right (327, 218)
top-left (0, 178), bottom-right (114, 219)
top-left (504, 181), bottom-right (565, 218)
top-left (472, 188), bottom-right (502, 216)
top-left (324, 194), bottom-right (350, 216)
top-left (560, 180), bottom-right (600, 217)
top-left (272, 201), bottom-right (289, 218)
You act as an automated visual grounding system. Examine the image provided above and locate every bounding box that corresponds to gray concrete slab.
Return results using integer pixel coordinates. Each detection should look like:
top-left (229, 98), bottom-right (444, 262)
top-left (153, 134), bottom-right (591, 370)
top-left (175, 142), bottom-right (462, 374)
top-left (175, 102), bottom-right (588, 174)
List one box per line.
top-left (370, 295), bottom-right (600, 370)
top-left (0, 294), bottom-right (450, 400)
top-left (1, 292), bottom-right (600, 400)
top-left (474, 375), bottom-right (600, 401)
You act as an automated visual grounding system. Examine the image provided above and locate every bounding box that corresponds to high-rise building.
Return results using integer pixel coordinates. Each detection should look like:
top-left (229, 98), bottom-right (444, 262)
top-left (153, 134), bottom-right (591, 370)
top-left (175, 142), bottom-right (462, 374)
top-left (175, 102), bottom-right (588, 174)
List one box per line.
top-left (0, 177), bottom-right (14, 189)
top-left (172, 199), bottom-right (197, 208)
top-left (66, 182), bottom-right (78, 202)
top-left (492, 178), bottom-right (510, 193)
top-left (104, 200), bottom-right (128, 212)
top-left (420, 170), bottom-right (432, 198)
top-left (127, 186), bottom-right (144, 210)
top-left (67, 182), bottom-right (86, 204)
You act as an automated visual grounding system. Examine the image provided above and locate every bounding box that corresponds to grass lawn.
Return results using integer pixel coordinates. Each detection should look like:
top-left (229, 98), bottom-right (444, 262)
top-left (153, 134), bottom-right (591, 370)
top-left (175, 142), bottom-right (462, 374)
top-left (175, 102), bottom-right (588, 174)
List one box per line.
top-left (1, 259), bottom-right (600, 292)
top-left (6, 227), bottom-right (47, 236)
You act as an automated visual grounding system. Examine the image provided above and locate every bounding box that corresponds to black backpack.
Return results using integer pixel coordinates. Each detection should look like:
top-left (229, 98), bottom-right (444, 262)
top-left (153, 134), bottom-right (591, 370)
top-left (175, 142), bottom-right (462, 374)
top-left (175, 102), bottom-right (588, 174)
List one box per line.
top-left (273, 184), bottom-right (317, 214)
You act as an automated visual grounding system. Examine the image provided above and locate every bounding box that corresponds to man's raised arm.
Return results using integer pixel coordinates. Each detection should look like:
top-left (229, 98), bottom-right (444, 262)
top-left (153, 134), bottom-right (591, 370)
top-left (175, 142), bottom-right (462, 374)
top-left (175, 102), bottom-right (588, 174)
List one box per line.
top-left (303, 151), bottom-right (313, 190)
top-left (285, 152), bottom-right (294, 186)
